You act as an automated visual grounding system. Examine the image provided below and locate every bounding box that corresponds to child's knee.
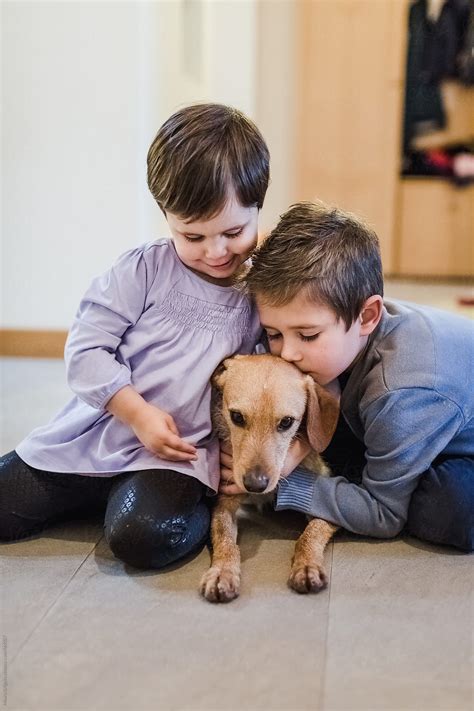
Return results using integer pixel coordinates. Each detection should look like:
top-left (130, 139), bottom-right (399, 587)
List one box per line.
top-left (104, 501), bottom-right (210, 569)
top-left (407, 458), bottom-right (474, 551)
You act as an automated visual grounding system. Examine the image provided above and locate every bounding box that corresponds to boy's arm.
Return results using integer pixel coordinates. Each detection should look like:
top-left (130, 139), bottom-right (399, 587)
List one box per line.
top-left (276, 388), bottom-right (464, 538)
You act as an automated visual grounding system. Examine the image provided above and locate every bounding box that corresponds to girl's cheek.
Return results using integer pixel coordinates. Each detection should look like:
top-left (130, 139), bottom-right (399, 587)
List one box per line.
top-left (242, 232), bottom-right (258, 252)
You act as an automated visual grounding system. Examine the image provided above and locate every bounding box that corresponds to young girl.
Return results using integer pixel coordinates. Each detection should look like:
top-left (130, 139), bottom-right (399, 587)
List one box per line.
top-left (0, 103), bottom-right (270, 568)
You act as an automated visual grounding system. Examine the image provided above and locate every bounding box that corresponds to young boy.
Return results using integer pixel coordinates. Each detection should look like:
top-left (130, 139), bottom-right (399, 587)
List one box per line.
top-left (223, 201), bottom-right (474, 552)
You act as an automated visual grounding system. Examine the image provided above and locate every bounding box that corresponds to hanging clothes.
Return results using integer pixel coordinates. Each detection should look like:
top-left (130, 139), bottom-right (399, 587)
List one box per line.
top-left (403, 0), bottom-right (471, 152)
top-left (459, 4), bottom-right (474, 85)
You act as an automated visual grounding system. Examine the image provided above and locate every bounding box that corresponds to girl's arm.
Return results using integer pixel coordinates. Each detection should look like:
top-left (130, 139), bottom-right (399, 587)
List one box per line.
top-left (65, 247), bottom-right (149, 410)
top-left (66, 246), bottom-right (196, 462)
top-left (106, 386), bottom-right (197, 461)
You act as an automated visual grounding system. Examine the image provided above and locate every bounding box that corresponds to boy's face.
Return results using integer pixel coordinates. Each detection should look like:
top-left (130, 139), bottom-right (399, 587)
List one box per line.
top-left (257, 292), bottom-right (369, 386)
top-left (166, 195), bottom-right (258, 285)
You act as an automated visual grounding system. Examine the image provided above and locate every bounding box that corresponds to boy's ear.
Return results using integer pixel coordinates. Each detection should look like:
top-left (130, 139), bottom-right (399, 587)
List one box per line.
top-left (359, 295), bottom-right (383, 336)
top-left (304, 377), bottom-right (340, 453)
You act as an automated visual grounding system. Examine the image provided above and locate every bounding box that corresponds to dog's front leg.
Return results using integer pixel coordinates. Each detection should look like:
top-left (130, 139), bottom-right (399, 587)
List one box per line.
top-left (200, 494), bottom-right (243, 603)
top-left (289, 518), bottom-right (338, 593)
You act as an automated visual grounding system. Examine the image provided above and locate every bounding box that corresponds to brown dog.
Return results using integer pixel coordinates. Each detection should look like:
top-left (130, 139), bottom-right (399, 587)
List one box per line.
top-left (200, 353), bottom-right (340, 602)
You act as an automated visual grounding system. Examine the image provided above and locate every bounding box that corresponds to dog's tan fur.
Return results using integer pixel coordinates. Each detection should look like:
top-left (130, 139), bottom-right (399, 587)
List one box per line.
top-left (200, 353), bottom-right (339, 602)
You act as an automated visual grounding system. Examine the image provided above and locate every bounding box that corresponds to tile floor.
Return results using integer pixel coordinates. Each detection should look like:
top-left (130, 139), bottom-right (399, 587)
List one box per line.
top-left (1, 281), bottom-right (473, 710)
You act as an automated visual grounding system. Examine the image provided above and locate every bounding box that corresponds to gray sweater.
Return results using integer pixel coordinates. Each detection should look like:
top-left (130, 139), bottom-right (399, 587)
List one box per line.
top-left (275, 299), bottom-right (474, 537)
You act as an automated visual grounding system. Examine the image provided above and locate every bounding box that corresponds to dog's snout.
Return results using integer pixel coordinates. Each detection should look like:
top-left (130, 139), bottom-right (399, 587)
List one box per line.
top-left (243, 468), bottom-right (269, 493)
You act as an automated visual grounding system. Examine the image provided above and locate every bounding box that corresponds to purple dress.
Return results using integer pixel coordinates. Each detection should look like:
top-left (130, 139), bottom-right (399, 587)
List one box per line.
top-left (16, 239), bottom-right (261, 492)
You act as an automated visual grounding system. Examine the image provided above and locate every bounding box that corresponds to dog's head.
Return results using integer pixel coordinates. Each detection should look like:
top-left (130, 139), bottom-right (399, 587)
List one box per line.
top-left (212, 353), bottom-right (339, 494)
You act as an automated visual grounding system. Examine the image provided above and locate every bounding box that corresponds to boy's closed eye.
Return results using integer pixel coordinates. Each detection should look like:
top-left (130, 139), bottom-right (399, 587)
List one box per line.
top-left (299, 333), bottom-right (320, 342)
top-left (264, 330), bottom-right (281, 343)
top-left (265, 331), bottom-right (320, 343)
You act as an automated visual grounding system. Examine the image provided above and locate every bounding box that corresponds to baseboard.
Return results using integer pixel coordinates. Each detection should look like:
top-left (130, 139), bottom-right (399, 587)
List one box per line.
top-left (0, 330), bottom-right (68, 358)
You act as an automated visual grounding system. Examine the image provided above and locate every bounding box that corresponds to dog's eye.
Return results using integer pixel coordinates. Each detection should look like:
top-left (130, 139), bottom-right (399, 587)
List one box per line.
top-left (229, 410), bottom-right (245, 427)
top-left (277, 416), bottom-right (295, 431)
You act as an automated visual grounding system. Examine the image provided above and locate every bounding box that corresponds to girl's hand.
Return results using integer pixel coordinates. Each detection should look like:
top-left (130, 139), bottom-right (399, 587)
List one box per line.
top-left (131, 403), bottom-right (198, 462)
top-left (218, 441), bottom-right (246, 495)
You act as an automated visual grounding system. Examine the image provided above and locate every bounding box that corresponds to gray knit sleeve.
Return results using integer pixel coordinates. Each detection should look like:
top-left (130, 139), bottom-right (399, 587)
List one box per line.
top-left (276, 388), bottom-right (464, 537)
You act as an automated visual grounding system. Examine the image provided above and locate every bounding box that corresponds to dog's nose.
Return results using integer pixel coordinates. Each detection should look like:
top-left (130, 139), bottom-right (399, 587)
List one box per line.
top-left (243, 469), bottom-right (269, 493)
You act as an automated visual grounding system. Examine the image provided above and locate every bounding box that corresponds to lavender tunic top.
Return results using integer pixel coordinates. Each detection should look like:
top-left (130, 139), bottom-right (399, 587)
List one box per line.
top-left (16, 239), bottom-right (261, 492)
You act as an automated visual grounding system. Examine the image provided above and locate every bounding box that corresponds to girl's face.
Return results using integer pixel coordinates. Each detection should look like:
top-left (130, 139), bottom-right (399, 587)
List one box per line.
top-left (166, 196), bottom-right (259, 285)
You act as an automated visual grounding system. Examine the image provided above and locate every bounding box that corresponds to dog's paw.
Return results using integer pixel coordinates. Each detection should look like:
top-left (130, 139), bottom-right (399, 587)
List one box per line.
top-left (288, 564), bottom-right (328, 594)
top-left (200, 566), bottom-right (240, 603)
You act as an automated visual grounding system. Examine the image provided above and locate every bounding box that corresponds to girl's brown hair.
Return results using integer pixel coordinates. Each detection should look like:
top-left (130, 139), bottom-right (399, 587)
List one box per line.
top-left (245, 201), bottom-right (384, 330)
top-left (147, 103), bottom-right (270, 221)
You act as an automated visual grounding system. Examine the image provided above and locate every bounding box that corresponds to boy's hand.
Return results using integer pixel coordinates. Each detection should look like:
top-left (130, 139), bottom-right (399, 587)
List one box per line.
top-left (218, 441), bottom-right (246, 495)
top-left (281, 437), bottom-right (312, 477)
top-left (131, 403), bottom-right (198, 462)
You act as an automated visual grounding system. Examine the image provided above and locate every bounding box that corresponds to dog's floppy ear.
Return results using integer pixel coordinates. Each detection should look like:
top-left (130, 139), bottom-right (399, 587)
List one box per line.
top-left (304, 376), bottom-right (340, 452)
top-left (211, 357), bottom-right (241, 390)
top-left (212, 360), bottom-right (230, 390)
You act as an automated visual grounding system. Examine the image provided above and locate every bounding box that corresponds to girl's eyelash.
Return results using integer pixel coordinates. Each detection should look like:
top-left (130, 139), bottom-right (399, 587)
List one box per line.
top-left (266, 333), bottom-right (281, 341)
top-left (224, 229), bottom-right (243, 238)
top-left (184, 229), bottom-right (242, 243)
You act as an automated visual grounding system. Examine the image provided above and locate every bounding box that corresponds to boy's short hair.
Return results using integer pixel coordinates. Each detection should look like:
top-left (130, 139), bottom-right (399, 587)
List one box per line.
top-left (147, 103), bottom-right (270, 221)
top-left (245, 201), bottom-right (384, 330)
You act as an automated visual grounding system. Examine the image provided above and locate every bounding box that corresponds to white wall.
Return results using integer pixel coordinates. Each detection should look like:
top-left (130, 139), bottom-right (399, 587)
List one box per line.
top-left (2, 1), bottom-right (160, 328)
top-left (145, 0), bottom-right (259, 235)
top-left (256, 0), bottom-right (297, 235)
top-left (2, 0), bottom-right (293, 331)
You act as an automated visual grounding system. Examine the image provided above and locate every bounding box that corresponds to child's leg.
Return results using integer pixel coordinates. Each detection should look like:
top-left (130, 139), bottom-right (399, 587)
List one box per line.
top-left (104, 469), bottom-right (210, 569)
top-left (406, 457), bottom-right (474, 552)
top-left (0, 451), bottom-right (113, 541)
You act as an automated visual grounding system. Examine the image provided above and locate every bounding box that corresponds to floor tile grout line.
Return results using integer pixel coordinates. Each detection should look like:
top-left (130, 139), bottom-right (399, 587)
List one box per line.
top-left (317, 538), bottom-right (335, 711)
top-left (9, 535), bottom-right (104, 667)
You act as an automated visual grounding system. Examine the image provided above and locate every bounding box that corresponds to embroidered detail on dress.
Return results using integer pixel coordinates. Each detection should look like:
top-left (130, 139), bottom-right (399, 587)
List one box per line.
top-left (157, 289), bottom-right (251, 334)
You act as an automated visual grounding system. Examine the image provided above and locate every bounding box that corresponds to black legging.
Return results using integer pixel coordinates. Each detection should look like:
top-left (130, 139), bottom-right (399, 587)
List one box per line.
top-left (0, 451), bottom-right (211, 568)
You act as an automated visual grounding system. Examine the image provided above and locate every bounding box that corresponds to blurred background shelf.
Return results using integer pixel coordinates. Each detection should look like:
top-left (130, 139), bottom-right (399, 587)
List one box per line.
top-left (296, 0), bottom-right (473, 279)
top-left (397, 180), bottom-right (473, 277)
